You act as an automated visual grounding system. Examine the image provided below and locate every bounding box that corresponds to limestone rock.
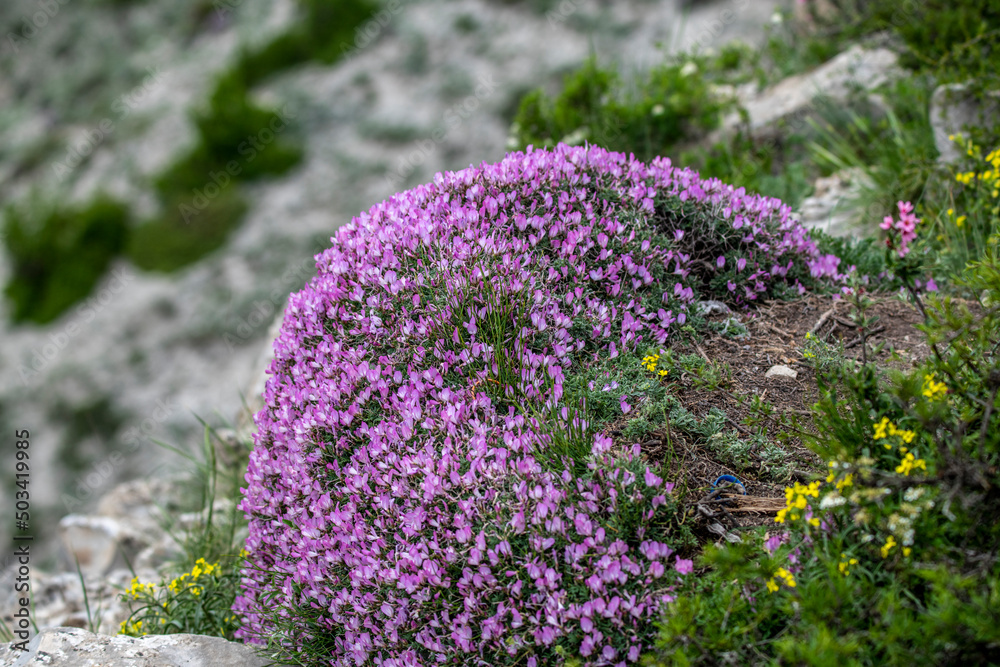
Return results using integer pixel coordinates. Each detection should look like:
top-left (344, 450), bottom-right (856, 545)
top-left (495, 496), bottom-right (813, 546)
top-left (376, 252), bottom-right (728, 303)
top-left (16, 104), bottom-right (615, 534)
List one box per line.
top-left (794, 167), bottom-right (874, 237)
top-left (58, 515), bottom-right (146, 579)
top-left (696, 300), bottom-right (731, 316)
top-left (929, 83), bottom-right (1000, 164)
top-left (0, 627), bottom-right (289, 667)
top-left (765, 365), bottom-right (798, 379)
top-left (714, 45), bottom-right (902, 142)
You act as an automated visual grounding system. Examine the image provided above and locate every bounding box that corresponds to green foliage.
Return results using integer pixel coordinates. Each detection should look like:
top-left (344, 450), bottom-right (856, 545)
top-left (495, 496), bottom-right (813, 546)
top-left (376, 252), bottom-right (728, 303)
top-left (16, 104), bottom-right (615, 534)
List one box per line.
top-left (510, 57), bottom-right (732, 162)
top-left (922, 138), bottom-right (1000, 278)
top-left (120, 425), bottom-right (251, 639)
top-left (798, 0), bottom-right (1000, 85)
top-left (2, 195), bottom-right (129, 324)
top-left (127, 181), bottom-right (248, 272)
top-left (119, 555), bottom-right (244, 639)
top-left (646, 241), bottom-right (1000, 666)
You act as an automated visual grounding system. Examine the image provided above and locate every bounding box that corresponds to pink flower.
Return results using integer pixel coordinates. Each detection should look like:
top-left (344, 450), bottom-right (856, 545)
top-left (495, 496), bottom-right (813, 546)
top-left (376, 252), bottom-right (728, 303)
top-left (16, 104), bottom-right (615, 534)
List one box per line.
top-left (674, 558), bottom-right (694, 575)
top-left (620, 397), bottom-right (632, 414)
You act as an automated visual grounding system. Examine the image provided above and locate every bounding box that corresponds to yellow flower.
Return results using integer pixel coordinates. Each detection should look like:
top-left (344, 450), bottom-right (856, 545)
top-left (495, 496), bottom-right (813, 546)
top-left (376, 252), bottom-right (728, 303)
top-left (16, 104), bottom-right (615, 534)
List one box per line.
top-left (895, 452), bottom-right (926, 476)
top-left (881, 535), bottom-right (896, 558)
top-left (873, 417), bottom-right (890, 440)
top-left (922, 373), bottom-right (947, 400)
top-left (838, 554), bottom-right (859, 576)
top-left (776, 568), bottom-right (796, 588)
top-left (836, 473), bottom-right (853, 492)
top-left (765, 578), bottom-right (779, 593)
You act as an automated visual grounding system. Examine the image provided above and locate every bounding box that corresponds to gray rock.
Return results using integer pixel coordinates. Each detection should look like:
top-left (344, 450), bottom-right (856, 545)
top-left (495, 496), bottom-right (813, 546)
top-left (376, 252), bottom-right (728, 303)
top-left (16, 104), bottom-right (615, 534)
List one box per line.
top-left (696, 300), bottom-right (731, 316)
top-left (713, 44), bottom-right (902, 142)
top-left (765, 365), bottom-right (798, 379)
top-left (58, 515), bottom-right (148, 579)
top-left (794, 167), bottom-right (874, 237)
top-left (0, 627), bottom-right (288, 667)
top-left (929, 82), bottom-right (1000, 164)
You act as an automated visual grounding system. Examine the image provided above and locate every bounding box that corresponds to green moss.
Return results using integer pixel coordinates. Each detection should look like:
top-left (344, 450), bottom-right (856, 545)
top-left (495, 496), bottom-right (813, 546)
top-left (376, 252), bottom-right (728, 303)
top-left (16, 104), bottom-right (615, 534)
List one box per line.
top-left (2, 196), bottom-right (129, 325)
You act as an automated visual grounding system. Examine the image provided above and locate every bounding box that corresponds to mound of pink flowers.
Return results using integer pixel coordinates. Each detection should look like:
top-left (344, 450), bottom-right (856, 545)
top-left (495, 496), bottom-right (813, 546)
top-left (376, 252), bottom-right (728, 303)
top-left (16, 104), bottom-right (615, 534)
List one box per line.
top-left (235, 144), bottom-right (834, 665)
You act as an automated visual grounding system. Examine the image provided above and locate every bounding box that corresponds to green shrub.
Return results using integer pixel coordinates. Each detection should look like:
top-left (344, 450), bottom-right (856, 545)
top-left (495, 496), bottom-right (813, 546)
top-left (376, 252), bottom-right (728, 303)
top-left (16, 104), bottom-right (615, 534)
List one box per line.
top-left (119, 425), bottom-right (250, 639)
top-left (119, 556), bottom-right (244, 639)
top-left (2, 196), bottom-right (129, 324)
top-left (923, 138), bottom-right (1000, 278)
top-left (510, 56), bottom-right (732, 162)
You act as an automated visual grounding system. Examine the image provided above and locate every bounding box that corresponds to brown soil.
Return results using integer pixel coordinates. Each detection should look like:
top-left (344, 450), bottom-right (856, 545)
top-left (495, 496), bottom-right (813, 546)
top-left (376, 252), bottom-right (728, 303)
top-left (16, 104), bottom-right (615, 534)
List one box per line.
top-left (619, 291), bottom-right (937, 536)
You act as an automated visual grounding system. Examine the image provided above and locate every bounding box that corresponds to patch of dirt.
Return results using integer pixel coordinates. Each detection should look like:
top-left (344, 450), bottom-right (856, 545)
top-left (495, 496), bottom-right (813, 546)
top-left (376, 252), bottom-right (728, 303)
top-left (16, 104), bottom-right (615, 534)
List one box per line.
top-left (623, 291), bottom-right (939, 537)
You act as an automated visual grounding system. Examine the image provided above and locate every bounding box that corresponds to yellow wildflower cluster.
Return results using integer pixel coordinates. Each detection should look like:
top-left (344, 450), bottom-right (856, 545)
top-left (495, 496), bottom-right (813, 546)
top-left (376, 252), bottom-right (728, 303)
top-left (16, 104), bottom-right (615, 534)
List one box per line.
top-left (880, 535), bottom-right (896, 558)
top-left (922, 373), bottom-right (947, 400)
top-left (872, 417), bottom-right (915, 449)
top-left (775, 480), bottom-right (822, 525)
top-left (951, 135), bottom-right (1000, 213)
top-left (838, 554), bottom-right (859, 576)
top-left (765, 567), bottom-right (796, 593)
top-left (895, 452), bottom-right (927, 476)
top-left (802, 331), bottom-right (816, 359)
top-left (168, 558), bottom-right (217, 595)
top-left (641, 353), bottom-right (669, 377)
top-left (126, 577), bottom-right (155, 599)
top-left (119, 619), bottom-right (145, 636)
top-left (825, 461), bottom-right (853, 492)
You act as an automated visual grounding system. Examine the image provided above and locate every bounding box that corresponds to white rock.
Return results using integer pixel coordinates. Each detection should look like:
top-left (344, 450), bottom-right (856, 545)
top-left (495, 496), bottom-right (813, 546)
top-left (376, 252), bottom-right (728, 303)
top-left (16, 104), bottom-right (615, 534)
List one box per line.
top-left (58, 516), bottom-right (147, 579)
top-left (713, 45), bottom-right (902, 141)
top-left (696, 300), bottom-right (731, 316)
top-left (794, 167), bottom-right (874, 237)
top-left (0, 627), bottom-right (289, 667)
top-left (929, 82), bottom-right (1000, 164)
top-left (765, 365), bottom-right (798, 379)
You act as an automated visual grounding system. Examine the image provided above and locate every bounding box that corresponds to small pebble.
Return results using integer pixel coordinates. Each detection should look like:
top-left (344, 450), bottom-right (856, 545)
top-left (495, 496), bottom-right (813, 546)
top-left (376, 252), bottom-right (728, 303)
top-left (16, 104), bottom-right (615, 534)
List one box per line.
top-left (765, 364), bottom-right (798, 379)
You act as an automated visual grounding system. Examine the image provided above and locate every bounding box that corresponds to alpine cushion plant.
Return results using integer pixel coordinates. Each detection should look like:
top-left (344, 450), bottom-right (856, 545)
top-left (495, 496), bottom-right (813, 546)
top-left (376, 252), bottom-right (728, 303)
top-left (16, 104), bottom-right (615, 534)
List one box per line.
top-left (234, 144), bottom-right (837, 665)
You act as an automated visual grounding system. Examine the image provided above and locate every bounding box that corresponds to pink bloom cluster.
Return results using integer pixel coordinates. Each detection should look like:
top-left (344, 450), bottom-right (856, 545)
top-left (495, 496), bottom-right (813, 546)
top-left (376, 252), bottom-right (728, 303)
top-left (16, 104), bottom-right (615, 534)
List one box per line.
top-left (234, 144), bottom-right (832, 665)
top-left (879, 201), bottom-right (920, 258)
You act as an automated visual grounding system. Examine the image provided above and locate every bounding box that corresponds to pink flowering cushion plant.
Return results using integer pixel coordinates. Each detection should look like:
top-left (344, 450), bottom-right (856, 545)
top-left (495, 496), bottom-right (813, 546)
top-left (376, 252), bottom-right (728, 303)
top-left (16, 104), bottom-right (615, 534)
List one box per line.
top-left (234, 144), bottom-right (836, 665)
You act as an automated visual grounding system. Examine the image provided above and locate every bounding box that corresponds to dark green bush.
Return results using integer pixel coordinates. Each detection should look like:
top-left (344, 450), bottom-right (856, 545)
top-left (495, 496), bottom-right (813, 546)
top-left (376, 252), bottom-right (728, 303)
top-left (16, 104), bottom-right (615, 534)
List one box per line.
top-left (127, 0), bottom-right (382, 273)
top-left (2, 196), bottom-right (129, 324)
